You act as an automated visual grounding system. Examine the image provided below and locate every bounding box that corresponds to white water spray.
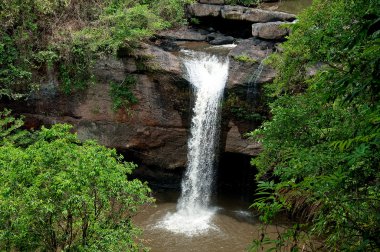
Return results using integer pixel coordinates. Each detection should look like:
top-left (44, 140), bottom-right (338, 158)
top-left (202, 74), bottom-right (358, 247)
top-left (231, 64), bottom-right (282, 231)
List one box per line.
top-left (156, 51), bottom-right (229, 236)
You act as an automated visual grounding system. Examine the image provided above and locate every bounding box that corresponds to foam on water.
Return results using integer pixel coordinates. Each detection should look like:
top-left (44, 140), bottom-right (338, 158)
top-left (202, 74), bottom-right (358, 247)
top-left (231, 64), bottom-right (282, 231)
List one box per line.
top-left (155, 207), bottom-right (219, 236)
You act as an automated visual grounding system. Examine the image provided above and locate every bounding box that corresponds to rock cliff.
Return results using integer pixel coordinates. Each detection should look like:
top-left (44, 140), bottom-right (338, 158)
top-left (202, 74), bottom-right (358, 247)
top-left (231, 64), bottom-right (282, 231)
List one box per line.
top-left (2, 1), bottom-right (297, 188)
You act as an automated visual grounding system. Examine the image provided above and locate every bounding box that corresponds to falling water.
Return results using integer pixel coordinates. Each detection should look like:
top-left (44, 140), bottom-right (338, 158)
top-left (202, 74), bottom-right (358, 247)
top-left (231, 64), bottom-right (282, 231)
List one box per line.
top-left (157, 51), bottom-right (229, 235)
top-left (247, 51), bottom-right (269, 104)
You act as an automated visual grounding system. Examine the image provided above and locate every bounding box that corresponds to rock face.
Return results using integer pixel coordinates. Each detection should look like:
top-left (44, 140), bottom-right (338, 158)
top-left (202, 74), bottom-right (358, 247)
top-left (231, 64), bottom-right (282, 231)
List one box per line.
top-left (227, 38), bottom-right (277, 90)
top-left (224, 121), bottom-right (261, 155)
top-left (4, 41), bottom-right (265, 174)
top-left (2, 3), bottom-right (298, 187)
top-left (187, 3), bottom-right (296, 22)
top-left (252, 21), bottom-right (291, 40)
top-left (4, 44), bottom-right (190, 172)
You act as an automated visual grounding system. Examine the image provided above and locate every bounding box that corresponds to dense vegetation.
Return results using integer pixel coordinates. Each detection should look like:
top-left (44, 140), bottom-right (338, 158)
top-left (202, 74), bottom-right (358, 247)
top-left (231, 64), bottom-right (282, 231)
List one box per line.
top-left (0, 0), bottom-right (193, 99)
top-left (250, 0), bottom-right (380, 251)
top-left (0, 110), bottom-right (153, 251)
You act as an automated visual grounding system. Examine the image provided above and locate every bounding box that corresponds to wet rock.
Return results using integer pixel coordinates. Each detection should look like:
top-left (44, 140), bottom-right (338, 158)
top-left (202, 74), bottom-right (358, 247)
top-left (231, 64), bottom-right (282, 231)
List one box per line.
top-left (208, 34), bottom-right (235, 45)
top-left (252, 21), bottom-right (291, 40)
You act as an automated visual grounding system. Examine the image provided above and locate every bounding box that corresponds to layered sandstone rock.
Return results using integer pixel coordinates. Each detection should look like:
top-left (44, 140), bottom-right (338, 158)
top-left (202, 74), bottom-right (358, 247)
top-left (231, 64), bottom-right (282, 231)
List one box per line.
top-left (187, 3), bottom-right (296, 22)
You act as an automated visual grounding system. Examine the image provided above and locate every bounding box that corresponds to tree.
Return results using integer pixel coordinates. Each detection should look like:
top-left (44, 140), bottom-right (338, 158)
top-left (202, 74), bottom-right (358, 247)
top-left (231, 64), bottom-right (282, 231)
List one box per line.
top-left (249, 0), bottom-right (380, 251)
top-left (0, 112), bottom-right (153, 251)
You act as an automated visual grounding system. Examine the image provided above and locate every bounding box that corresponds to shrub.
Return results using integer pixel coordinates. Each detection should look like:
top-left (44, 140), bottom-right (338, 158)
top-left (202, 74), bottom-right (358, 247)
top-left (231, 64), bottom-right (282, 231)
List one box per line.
top-left (0, 115), bottom-right (153, 251)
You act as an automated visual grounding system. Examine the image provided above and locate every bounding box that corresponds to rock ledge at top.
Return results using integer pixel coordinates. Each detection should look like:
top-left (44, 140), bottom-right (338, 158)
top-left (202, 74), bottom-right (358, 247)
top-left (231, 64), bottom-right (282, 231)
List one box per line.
top-left (187, 3), bottom-right (296, 23)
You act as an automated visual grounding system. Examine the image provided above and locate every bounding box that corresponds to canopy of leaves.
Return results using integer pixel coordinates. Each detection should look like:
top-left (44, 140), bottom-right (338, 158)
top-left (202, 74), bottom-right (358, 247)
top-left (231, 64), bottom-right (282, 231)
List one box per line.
top-left (250, 0), bottom-right (380, 251)
top-left (0, 112), bottom-right (153, 251)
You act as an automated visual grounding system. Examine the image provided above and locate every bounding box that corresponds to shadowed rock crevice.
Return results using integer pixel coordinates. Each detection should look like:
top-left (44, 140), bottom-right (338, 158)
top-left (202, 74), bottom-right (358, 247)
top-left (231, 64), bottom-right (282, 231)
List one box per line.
top-left (217, 152), bottom-right (257, 201)
top-left (196, 17), bottom-right (254, 38)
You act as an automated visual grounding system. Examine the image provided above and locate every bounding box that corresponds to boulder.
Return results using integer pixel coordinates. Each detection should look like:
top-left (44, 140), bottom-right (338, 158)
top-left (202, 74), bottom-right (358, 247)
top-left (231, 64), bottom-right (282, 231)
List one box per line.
top-left (157, 27), bottom-right (208, 41)
top-left (252, 21), bottom-right (291, 40)
top-left (186, 3), bottom-right (221, 17)
top-left (221, 5), bottom-right (296, 22)
top-left (207, 33), bottom-right (235, 45)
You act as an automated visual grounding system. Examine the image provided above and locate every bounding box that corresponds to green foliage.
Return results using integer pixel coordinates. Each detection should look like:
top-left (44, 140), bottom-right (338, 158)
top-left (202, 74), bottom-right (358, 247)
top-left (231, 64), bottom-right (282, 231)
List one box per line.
top-left (1, 0), bottom-right (193, 99)
top-left (250, 0), bottom-right (380, 251)
top-left (80, 3), bottom-right (168, 55)
top-left (58, 43), bottom-right (95, 94)
top-left (0, 0), bottom-right (97, 98)
top-left (110, 75), bottom-right (138, 111)
top-left (150, 0), bottom-right (194, 27)
top-left (0, 111), bottom-right (153, 251)
top-left (0, 109), bottom-right (28, 144)
top-left (233, 54), bottom-right (257, 64)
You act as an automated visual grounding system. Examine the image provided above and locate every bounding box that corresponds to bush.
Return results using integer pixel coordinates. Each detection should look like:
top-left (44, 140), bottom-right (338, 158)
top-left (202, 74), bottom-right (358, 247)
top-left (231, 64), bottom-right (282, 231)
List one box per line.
top-left (0, 115), bottom-right (153, 251)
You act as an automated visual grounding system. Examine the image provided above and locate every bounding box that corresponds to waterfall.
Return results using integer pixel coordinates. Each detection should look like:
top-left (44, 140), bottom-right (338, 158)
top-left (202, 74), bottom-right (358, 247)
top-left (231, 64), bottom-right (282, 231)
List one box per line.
top-left (246, 51), bottom-right (269, 104)
top-left (157, 51), bottom-right (229, 236)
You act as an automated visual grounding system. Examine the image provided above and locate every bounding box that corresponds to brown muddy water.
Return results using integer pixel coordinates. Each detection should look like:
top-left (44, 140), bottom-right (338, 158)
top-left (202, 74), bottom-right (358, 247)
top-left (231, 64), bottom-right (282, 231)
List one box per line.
top-left (133, 191), bottom-right (289, 252)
